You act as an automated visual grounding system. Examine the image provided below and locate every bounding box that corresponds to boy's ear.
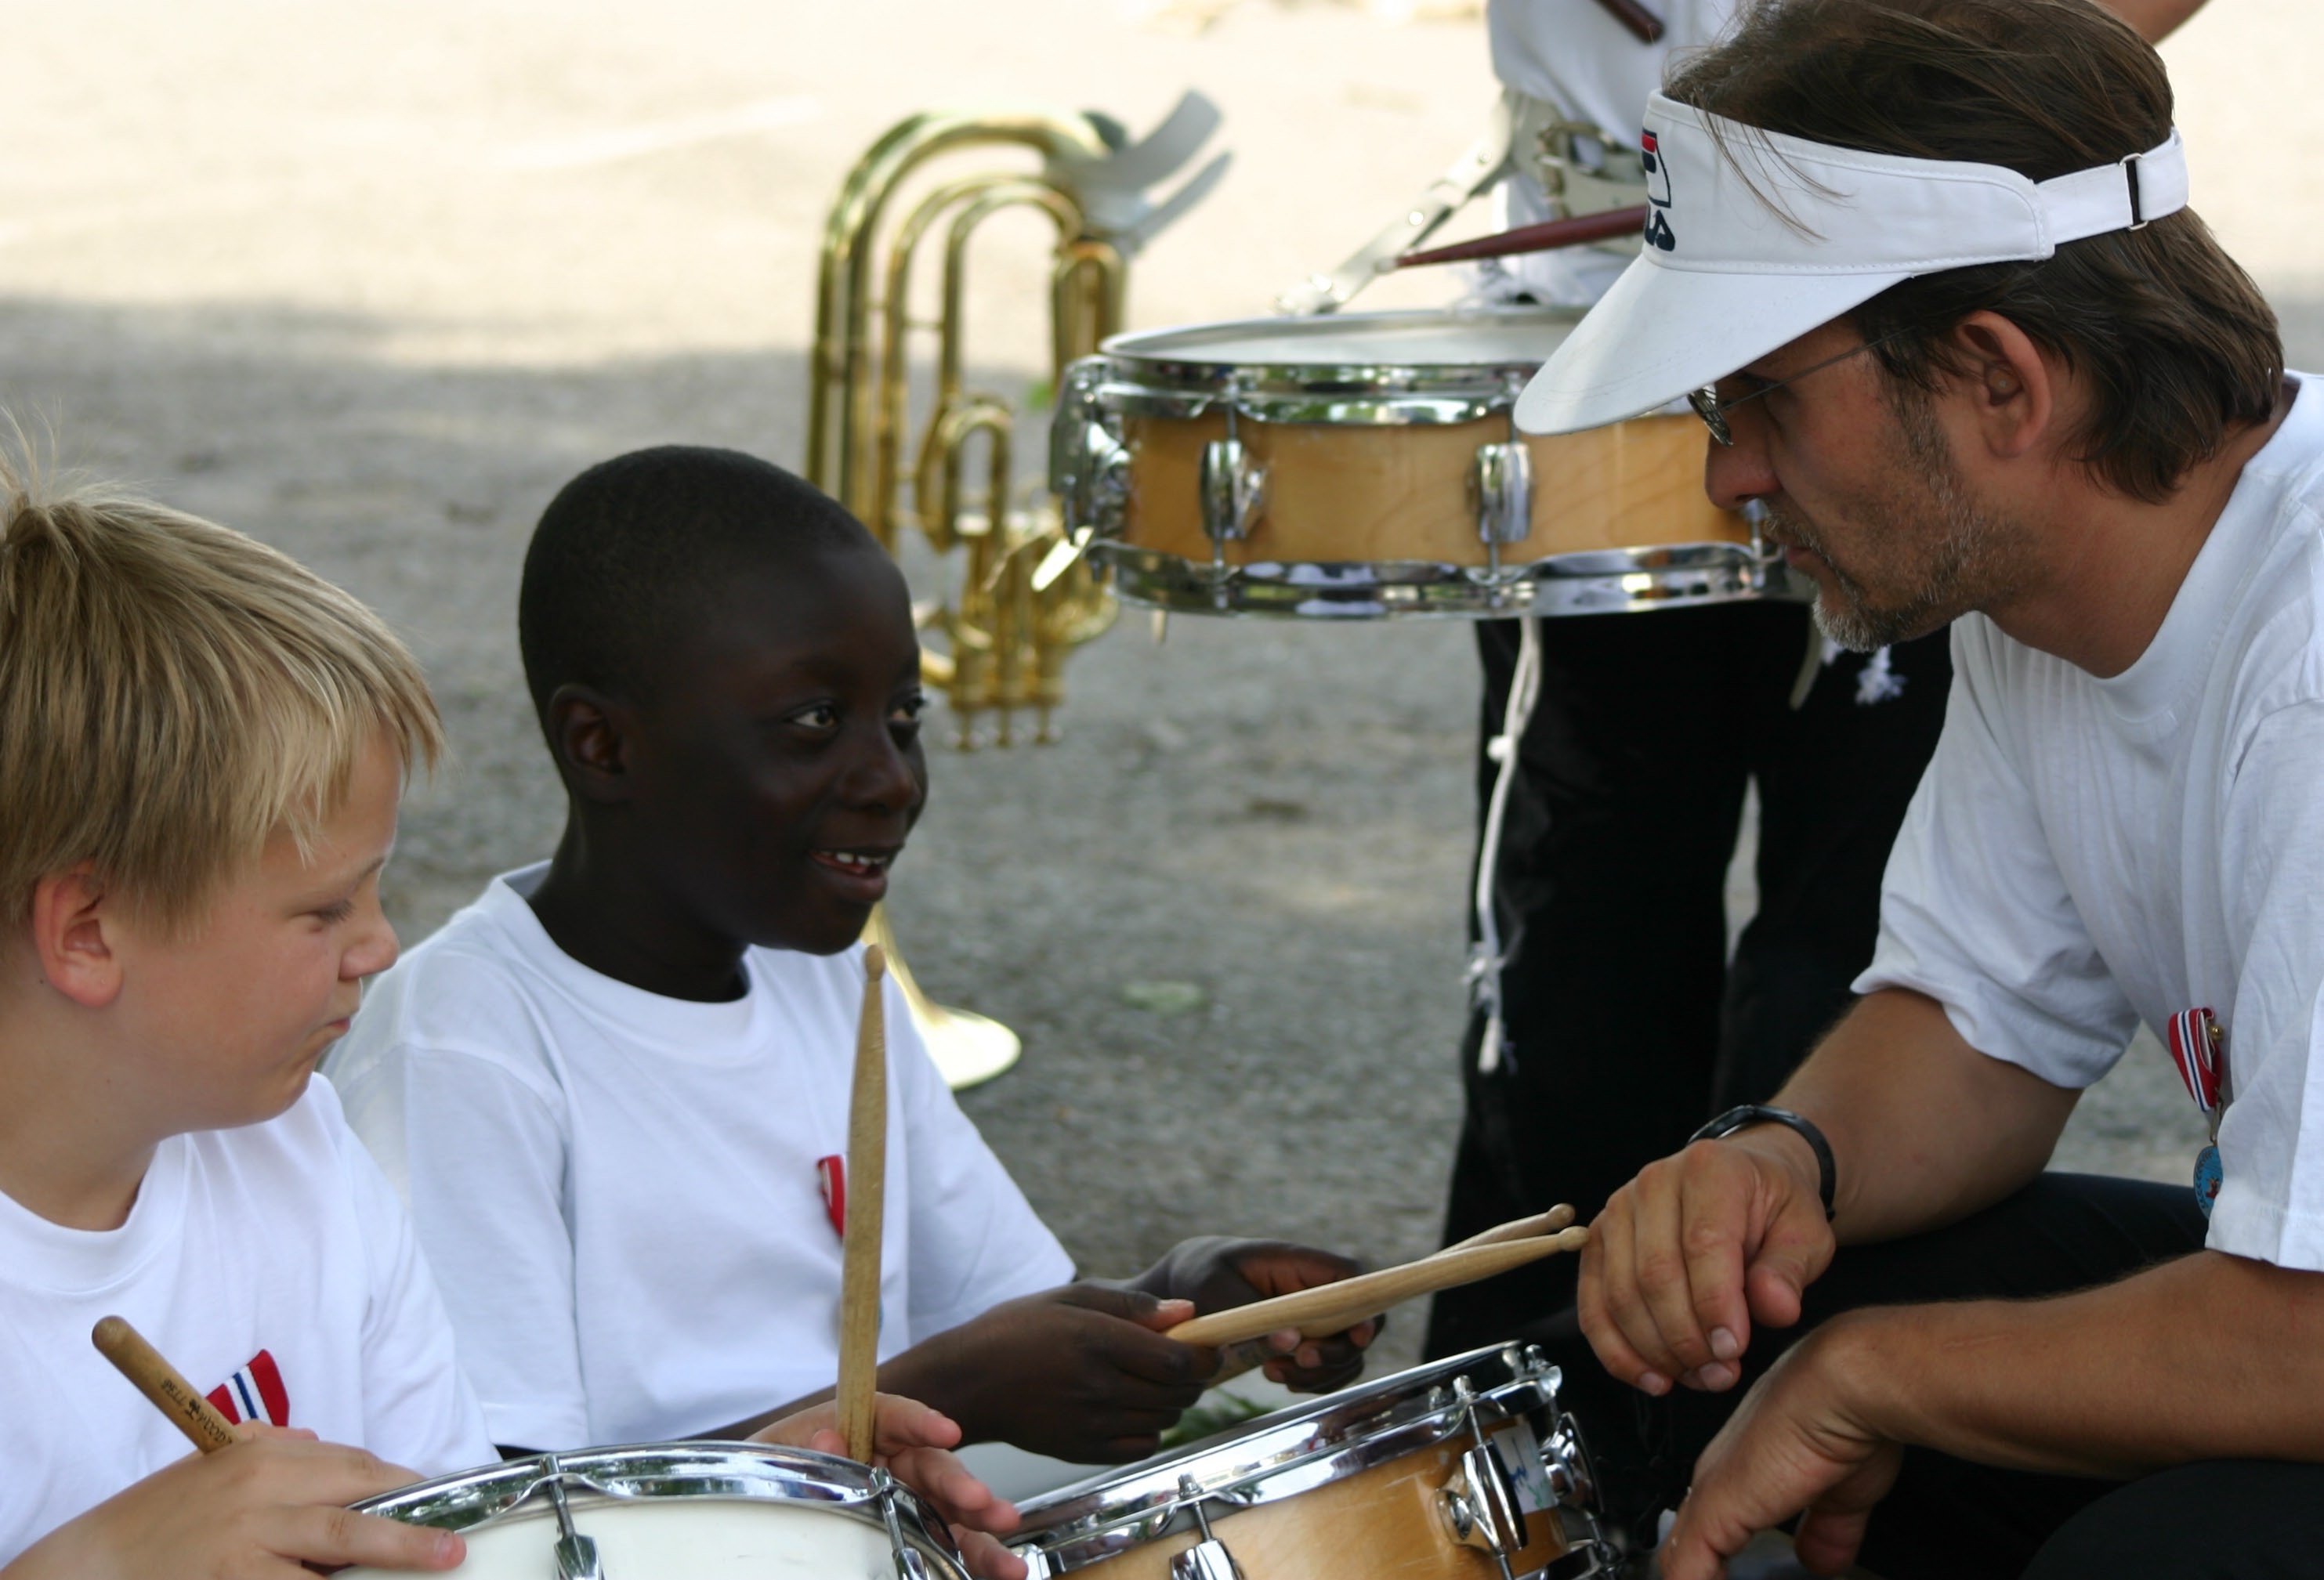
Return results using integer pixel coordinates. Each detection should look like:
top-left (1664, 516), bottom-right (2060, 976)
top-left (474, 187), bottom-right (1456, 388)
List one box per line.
top-left (548, 685), bottom-right (635, 804)
top-left (30, 866), bottom-right (125, 1009)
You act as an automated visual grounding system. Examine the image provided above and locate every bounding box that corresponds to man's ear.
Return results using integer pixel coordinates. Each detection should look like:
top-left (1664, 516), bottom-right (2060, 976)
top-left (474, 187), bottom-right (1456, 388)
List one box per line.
top-left (547, 685), bottom-right (635, 804)
top-left (30, 866), bottom-right (124, 1009)
top-left (1948, 310), bottom-right (2058, 464)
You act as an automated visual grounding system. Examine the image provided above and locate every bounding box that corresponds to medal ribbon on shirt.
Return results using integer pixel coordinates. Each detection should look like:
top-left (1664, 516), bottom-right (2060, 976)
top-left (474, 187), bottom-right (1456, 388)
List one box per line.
top-left (2165, 1007), bottom-right (2227, 1217)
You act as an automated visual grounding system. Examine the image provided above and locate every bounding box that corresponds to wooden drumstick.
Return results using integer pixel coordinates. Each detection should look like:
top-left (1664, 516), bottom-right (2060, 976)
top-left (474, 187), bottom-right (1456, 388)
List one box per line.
top-left (92, 1315), bottom-right (238, 1454)
top-left (1396, 208), bottom-right (1650, 270)
top-left (837, 944), bottom-right (888, 1464)
top-left (1591, 0), bottom-right (1667, 43)
top-left (1164, 1227), bottom-right (1590, 1349)
top-left (1441, 1204), bottom-right (1576, 1256)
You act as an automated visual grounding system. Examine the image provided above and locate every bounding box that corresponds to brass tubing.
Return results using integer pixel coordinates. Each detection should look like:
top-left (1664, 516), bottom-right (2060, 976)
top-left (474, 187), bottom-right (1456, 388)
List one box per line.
top-left (808, 110), bottom-right (1107, 508)
top-left (874, 175), bottom-right (1070, 551)
top-left (915, 391), bottom-right (1013, 562)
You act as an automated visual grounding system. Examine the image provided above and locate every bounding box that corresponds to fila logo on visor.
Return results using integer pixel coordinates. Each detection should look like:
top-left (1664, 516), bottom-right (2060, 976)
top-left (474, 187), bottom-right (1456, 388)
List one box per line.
top-left (1642, 131), bottom-right (1676, 252)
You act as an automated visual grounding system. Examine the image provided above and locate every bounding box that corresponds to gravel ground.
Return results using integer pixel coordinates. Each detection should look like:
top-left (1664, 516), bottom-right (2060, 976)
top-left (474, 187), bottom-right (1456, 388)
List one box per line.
top-left (2, 0), bottom-right (2315, 1385)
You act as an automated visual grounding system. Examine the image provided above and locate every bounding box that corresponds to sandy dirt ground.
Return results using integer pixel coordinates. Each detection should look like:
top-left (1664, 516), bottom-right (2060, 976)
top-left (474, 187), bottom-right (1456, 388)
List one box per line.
top-left (2, 0), bottom-right (2314, 1387)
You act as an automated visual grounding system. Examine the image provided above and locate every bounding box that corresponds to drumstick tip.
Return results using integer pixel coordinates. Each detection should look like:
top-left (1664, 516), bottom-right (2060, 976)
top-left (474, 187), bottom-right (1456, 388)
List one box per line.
top-left (91, 1314), bottom-right (129, 1352)
top-left (863, 942), bottom-right (885, 981)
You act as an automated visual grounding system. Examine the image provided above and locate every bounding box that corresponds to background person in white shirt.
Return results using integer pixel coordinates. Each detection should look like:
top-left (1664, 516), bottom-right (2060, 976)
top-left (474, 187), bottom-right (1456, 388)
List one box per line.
top-left (1504, 2), bottom-right (2324, 1576)
top-left (330, 446), bottom-right (1377, 1467)
top-left (1428, 0), bottom-right (2201, 1371)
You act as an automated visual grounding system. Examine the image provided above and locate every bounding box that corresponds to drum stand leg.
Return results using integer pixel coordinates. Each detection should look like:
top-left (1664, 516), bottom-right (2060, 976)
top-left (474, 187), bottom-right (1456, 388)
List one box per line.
top-left (1468, 615), bottom-right (1544, 1076)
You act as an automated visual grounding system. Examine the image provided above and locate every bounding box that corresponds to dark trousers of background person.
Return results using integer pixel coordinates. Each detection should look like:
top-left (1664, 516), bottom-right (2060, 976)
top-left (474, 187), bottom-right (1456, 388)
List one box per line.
top-left (1425, 601), bottom-right (1953, 1361)
top-left (1543, 1173), bottom-right (2324, 1579)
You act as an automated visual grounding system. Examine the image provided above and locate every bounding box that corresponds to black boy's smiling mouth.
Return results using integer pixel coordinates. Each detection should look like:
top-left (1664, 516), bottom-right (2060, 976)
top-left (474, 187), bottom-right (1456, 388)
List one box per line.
top-left (810, 848), bottom-right (900, 880)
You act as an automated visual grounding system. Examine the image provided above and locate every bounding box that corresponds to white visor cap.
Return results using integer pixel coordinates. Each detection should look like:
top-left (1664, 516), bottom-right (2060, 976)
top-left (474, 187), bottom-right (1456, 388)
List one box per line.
top-left (1514, 93), bottom-right (2188, 436)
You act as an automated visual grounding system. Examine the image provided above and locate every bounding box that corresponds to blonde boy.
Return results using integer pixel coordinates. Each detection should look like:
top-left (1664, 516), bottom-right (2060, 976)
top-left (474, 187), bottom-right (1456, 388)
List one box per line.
top-left (0, 467), bottom-right (1015, 1578)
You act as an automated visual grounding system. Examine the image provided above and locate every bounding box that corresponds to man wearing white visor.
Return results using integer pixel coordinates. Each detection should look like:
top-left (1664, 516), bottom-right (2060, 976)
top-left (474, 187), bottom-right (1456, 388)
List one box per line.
top-left (1524, 2), bottom-right (2324, 1578)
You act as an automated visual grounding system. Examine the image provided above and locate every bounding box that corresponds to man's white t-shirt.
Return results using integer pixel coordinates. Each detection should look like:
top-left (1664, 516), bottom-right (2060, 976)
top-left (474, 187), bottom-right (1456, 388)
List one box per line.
top-left (1860, 375), bottom-right (2324, 1269)
top-left (0, 1081), bottom-right (492, 1564)
top-left (326, 866), bottom-right (1077, 1452)
top-left (1486, 0), bottom-right (1736, 304)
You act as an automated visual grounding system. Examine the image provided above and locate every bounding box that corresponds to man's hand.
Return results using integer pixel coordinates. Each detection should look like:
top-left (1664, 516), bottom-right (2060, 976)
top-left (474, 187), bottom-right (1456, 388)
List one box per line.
top-left (1580, 1128), bottom-right (1834, 1395)
top-left (1658, 1318), bottom-right (1902, 1580)
top-left (894, 1283), bottom-right (1214, 1463)
top-left (1, 1425), bottom-right (457, 1580)
top-left (1132, 1236), bottom-right (1376, 1390)
top-left (759, 1394), bottom-right (1026, 1580)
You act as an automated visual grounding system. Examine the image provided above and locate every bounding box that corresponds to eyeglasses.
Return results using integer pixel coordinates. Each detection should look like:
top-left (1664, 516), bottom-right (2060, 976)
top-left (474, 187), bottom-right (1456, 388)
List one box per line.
top-left (1689, 328), bottom-right (1912, 447)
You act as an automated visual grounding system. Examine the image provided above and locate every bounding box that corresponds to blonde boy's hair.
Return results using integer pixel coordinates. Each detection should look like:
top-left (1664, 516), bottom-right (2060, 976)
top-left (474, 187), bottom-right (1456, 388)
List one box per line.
top-left (0, 456), bottom-right (443, 930)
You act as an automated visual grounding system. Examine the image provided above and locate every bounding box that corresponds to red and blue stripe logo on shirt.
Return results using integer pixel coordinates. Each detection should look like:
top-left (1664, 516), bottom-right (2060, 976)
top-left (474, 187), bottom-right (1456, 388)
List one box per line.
top-left (206, 1350), bottom-right (290, 1429)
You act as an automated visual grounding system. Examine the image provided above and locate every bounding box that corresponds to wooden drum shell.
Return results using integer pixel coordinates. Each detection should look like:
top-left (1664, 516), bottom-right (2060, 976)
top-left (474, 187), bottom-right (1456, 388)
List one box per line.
top-left (1118, 409), bottom-right (1739, 570)
top-left (1041, 1433), bottom-right (1570, 1580)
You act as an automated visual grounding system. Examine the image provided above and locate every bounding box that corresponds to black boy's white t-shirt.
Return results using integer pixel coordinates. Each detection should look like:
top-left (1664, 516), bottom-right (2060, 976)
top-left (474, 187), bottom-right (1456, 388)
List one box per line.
top-left (1860, 375), bottom-right (2324, 1269)
top-left (326, 866), bottom-right (1075, 1451)
top-left (0, 1080), bottom-right (492, 1564)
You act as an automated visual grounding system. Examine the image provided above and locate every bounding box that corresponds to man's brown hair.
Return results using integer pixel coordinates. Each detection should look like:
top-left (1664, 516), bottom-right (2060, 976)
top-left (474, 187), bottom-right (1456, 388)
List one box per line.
top-left (1669, 0), bottom-right (2282, 502)
top-left (0, 454), bottom-right (443, 931)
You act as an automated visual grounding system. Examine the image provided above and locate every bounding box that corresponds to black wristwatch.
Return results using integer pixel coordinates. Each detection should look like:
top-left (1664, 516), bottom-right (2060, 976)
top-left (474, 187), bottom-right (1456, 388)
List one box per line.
top-left (1690, 1105), bottom-right (1837, 1221)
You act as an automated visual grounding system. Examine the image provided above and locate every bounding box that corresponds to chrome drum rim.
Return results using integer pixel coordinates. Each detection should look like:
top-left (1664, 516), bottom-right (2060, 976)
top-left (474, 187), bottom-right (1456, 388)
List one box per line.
top-left (1092, 541), bottom-right (1813, 620)
top-left (1008, 1343), bottom-right (1603, 1576)
top-left (351, 1441), bottom-right (965, 1574)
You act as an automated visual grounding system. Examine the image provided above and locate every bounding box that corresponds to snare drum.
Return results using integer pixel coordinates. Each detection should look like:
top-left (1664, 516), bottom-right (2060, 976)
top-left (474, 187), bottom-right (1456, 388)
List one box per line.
top-left (1009, 1343), bottom-right (1612, 1580)
top-left (1052, 307), bottom-right (1806, 619)
top-left (338, 1443), bottom-right (969, 1580)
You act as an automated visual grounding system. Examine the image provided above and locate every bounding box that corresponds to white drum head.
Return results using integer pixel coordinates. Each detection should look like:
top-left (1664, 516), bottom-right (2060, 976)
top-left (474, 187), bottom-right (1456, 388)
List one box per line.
top-left (339, 1444), bottom-right (967, 1580)
top-left (1101, 306), bottom-right (1579, 371)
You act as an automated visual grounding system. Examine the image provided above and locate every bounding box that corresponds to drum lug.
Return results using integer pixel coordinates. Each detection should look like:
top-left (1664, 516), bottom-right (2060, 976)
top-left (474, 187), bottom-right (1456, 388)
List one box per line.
top-left (1167, 1474), bottom-right (1247, 1580)
top-left (540, 1459), bottom-right (605, 1580)
top-left (1439, 1441), bottom-right (1526, 1560)
top-left (1469, 439), bottom-right (1533, 548)
top-left (1169, 1539), bottom-right (1247, 1580)
top-left (1198, 436), bottom-right (1265, 547)
top-left (1543, 1411), bottom-right (1600, 1512)
top-left (1051, 356), bottom-right (1130, 539)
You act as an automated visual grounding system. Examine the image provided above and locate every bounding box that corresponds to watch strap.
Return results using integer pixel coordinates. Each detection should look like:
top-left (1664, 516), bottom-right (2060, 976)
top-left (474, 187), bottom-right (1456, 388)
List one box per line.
top-left (1690, 1104), bottom-right (1837, 1221)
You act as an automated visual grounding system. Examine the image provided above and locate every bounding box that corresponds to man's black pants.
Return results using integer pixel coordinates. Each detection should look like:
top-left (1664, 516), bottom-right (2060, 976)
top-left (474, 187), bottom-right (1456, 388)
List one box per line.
top-left (1542, 1174), bottom-right (2324, 1578)
top-left (1426, 602), bottom-right (1953, 1356)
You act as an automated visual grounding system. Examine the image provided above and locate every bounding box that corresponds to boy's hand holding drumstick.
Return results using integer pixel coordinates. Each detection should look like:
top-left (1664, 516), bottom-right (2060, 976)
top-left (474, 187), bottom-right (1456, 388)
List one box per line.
top-left (0, 1316), bottom-right (462, 1579)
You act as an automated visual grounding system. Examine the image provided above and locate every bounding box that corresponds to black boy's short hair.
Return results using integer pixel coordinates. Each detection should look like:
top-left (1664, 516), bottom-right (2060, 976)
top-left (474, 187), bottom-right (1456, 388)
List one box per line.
top-left (518, 445), bottom-right (871, 724)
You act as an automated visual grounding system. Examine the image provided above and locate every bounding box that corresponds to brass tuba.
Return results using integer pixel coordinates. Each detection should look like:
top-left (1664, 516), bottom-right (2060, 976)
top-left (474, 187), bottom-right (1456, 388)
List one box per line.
top-left (806, 99), bottom-right (1225, 747)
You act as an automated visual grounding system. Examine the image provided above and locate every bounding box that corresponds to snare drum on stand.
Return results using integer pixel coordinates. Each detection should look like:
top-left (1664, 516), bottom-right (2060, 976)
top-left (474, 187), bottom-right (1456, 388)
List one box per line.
top-left (1051, 306), bottom-right (1808, 621)
top-left (1008, 1343), bottom-right (1614, 1580)
top-left (338, 1443), bottom-right (971, 1580)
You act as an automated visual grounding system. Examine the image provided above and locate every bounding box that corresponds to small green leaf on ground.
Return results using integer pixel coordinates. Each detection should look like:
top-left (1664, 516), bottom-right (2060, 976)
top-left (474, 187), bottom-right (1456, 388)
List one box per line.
top-left (1121, 980), bottom-right (1207, 1016)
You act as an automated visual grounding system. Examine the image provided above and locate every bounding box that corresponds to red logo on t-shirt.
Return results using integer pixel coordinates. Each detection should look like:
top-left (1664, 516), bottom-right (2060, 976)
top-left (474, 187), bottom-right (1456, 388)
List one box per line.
top-left (817, 1155), bottom-right (846, 1238)
top-left (207, 1350), bottom-right (290, 1428)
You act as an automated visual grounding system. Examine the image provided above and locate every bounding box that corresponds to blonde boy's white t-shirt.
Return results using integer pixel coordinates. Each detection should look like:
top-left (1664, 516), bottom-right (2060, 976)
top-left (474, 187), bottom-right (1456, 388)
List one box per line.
top-left (1860, 375), bottom-right (2324, 1268)
top-left (0, 1080), bottom-right (492, 1564)
top-left (327, 865), bottom-right (1075, 1452)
